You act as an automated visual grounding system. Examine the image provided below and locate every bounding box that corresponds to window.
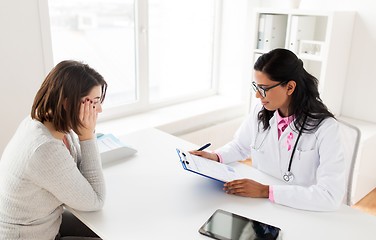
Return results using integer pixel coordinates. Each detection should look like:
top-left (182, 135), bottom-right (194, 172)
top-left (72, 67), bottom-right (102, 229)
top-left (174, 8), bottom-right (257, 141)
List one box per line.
top-left (48, 0), bottom-right (218, 115)
top-left (148, 0), bottom-right (216, 102)
top-left (48, 0), bottom-right (136, 108)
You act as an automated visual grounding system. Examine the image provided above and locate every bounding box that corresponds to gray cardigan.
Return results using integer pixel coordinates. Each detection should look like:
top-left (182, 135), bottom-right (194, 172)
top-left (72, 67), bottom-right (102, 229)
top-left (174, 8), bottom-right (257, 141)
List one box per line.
top-left (0, 117), bottom-right (105, 240)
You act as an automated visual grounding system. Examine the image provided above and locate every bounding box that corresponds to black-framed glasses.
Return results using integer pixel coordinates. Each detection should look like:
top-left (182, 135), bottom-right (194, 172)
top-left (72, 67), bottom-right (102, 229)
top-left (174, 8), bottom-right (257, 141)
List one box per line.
top-left (251, 81), bottom-right (287, 98)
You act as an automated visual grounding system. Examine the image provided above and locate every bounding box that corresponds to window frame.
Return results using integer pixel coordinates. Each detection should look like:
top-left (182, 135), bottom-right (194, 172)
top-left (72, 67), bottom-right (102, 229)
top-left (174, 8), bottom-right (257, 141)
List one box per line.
top-left (41, 0), bottom-right (223, 122)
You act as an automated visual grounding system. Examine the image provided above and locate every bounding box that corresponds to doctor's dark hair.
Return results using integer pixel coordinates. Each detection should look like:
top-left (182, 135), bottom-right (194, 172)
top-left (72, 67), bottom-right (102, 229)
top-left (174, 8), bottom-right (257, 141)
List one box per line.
top-left (31, 60), bottom-right (107, 135)
top-left (254, 48), bottom-right (334, 132)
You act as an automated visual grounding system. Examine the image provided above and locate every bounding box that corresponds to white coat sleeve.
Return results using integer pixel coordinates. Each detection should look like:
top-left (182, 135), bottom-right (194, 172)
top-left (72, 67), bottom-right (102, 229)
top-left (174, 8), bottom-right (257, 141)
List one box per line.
top-left (272, 119), bottom-right (345, 211)
top-left (216, 104), bottom-right (261, 164)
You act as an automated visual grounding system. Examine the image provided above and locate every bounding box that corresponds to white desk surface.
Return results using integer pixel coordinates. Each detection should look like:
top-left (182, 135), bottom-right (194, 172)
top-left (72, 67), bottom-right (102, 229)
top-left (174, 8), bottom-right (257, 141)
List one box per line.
top-left (69, 128), bottom-right (376, 240)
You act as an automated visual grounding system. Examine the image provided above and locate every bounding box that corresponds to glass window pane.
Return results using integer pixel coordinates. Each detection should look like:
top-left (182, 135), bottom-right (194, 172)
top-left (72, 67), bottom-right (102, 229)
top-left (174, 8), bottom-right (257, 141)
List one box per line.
top-left (149, 0), bottom-right (216, 102)
top-left (48, 0), bottom-right (136, 108)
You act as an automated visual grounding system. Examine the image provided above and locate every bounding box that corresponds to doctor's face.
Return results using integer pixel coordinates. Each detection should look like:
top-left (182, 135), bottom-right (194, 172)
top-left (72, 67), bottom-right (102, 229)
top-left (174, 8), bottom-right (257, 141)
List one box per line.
top-left (253, 71), bottom-right (292, 116)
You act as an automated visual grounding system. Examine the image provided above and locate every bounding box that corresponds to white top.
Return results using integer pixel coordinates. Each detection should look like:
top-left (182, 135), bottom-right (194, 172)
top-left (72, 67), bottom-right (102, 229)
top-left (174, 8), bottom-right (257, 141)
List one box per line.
top-left (0, 118), bottom-right (105, 240)
top-left (216, 103), bottom-right (345, 211)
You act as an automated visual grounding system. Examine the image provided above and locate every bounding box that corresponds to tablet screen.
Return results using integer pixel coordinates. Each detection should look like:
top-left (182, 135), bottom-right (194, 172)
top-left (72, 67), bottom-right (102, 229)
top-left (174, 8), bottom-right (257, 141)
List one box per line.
top-left (199, 209), bottom-right (281, 240)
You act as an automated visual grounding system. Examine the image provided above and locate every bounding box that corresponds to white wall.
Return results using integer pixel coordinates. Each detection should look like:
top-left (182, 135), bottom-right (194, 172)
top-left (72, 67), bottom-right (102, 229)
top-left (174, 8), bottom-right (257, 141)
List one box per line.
top-left (339, 1), bottom-right (376, 121)
top-left (0, 0), bottom-right (48, 154)
top-left (217, 0), bottom-right (258, 101)
top-left (1, 0), bottom-right (376, 155)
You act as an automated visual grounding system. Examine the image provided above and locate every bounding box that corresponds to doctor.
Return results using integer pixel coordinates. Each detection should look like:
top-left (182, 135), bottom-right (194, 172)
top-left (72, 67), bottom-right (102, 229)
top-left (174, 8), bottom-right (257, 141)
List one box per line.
top-left (191, 48), bottom-right (345, 211)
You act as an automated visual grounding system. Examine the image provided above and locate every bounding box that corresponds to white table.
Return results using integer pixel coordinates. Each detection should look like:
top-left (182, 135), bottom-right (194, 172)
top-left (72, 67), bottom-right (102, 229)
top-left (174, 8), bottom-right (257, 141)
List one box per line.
top-left (69, 128), bottom-right (376, 240)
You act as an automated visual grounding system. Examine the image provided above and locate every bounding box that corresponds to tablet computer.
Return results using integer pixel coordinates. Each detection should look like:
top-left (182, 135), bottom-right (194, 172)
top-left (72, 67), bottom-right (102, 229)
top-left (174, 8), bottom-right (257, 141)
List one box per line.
top-left (199, 209), bottom-right (281, 240)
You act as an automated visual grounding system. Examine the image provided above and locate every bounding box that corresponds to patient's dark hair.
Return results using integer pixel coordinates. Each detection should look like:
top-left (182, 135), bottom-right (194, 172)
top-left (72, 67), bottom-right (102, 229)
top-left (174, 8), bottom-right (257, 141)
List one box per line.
top-left (254, 48), bottom-right (334, 132)
top-left (31, 60), bottom-right (107, 135)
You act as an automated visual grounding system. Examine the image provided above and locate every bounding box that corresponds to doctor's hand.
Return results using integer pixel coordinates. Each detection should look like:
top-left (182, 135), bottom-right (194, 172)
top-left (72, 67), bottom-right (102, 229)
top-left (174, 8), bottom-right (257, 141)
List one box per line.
top-left (223, 179), bottom-right (269, 198)
top-left (189, 150), bottom-right (219, 162)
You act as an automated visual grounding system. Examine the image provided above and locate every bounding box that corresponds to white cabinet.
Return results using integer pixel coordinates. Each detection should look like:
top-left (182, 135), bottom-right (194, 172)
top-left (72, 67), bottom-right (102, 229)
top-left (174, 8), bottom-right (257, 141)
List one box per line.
top-left (251, 8), bottom-right (356, 116)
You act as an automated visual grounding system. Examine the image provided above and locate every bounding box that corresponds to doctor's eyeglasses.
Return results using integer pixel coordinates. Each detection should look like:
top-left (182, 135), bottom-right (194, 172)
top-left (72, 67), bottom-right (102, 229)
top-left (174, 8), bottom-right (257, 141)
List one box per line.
top-left (251, 81), bottom-right (288, 98)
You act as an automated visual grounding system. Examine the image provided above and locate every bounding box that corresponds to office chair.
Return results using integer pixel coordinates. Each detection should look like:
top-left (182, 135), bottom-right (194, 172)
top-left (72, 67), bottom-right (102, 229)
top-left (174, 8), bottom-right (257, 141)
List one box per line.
top-left (337, 119), bottom-right (361, 206)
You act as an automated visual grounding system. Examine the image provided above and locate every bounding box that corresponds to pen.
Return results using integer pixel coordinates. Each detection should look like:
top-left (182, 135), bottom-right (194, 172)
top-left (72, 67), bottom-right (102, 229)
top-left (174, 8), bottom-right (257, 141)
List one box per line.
top-left (197, 143), bottom-right (211, 151)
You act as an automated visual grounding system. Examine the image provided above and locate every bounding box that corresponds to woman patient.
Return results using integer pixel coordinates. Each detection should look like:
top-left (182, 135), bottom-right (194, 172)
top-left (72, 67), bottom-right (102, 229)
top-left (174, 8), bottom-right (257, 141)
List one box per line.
top-left (0, 60), bottom-right (107, 239)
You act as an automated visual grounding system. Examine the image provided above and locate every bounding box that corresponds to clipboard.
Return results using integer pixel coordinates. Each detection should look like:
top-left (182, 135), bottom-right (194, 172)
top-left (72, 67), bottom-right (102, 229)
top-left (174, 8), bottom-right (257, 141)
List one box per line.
top-left (176, 148), bottom-right (238, 183)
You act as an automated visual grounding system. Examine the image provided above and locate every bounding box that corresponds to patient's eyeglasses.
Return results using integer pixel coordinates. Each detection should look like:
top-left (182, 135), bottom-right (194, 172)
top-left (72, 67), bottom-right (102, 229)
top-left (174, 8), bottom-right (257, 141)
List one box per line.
top-left (251, 81), bottom-right (288, 98)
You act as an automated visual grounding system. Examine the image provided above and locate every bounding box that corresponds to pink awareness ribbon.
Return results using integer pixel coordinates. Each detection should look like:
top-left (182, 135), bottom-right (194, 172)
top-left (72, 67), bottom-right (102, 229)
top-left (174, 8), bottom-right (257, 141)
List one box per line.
top-left (284, 132), bottom-right (293, 151)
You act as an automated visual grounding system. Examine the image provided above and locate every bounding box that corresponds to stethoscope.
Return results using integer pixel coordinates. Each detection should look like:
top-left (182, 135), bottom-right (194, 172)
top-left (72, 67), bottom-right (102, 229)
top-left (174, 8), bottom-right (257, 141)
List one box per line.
top-left (250, 125), bottom-right (270, 153)
top-left (251, 116), bottom-right (307, 183)
top-left (282, 116), bottom-right (307, 183)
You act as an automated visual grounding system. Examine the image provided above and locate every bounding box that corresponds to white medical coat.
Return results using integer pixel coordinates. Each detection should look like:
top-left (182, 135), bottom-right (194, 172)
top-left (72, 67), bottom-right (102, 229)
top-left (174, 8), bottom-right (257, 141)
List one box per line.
top-left (216, 103), bottom-right (345, 211)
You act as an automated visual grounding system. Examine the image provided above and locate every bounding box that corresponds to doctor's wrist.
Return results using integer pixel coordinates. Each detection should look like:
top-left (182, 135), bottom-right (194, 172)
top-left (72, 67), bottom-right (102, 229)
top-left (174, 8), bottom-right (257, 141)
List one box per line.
top-left (259, 184), bottom-right (269, 198)
top-left (212, 152), bottom-right (222, 163)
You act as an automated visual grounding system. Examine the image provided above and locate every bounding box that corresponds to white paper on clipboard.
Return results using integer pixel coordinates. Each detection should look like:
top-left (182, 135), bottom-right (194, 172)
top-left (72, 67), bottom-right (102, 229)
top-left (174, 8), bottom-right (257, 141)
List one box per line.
top-left (176, 148), bottom-right (240, 183)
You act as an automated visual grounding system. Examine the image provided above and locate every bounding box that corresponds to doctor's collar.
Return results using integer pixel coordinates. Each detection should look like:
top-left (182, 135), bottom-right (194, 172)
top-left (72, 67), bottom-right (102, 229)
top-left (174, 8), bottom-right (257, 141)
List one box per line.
top-left (276, 110), bottom-right (295, 125)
